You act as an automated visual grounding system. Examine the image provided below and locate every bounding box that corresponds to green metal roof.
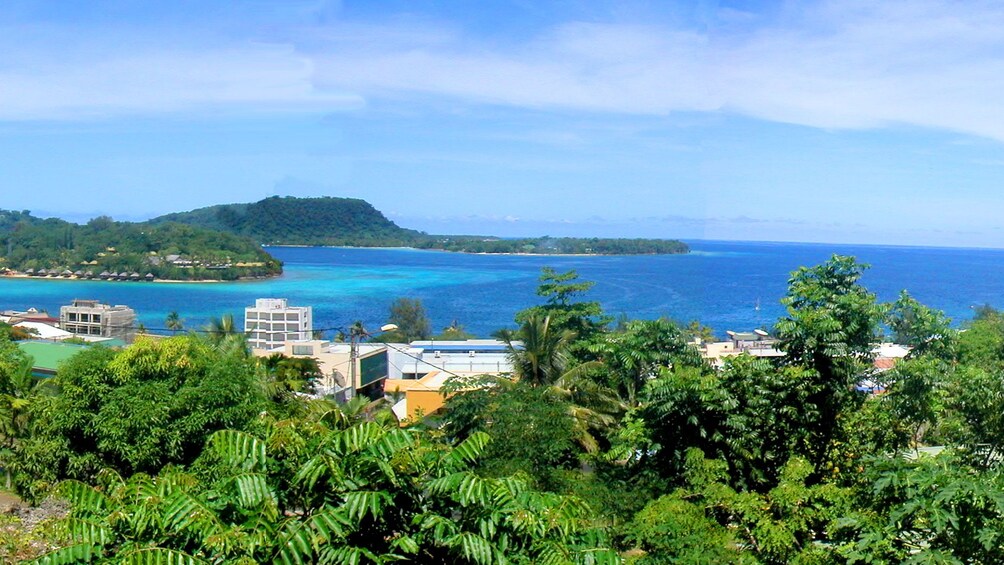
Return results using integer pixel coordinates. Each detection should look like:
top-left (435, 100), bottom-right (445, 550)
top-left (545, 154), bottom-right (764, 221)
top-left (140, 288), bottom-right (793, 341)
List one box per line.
top-left (17, 341), bottom-right (91, 375)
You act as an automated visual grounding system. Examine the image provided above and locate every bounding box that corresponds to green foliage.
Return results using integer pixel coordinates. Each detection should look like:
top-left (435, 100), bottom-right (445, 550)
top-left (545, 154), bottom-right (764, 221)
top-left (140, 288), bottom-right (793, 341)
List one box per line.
top-left (588, 318), bottom-right (705, 405)
top-left (715, 355), bottom-right (821, 490)
top-left (417, 236), bottom-right (689, 255)
top-left (30, 410), bottom-right (617, 564)
top-left (386, 297), bottom-right (432, 342)
top-left (0, 211), bottom-right (281, 281)
top-left (6, 336), bottom-right (271, 501)
top-left (837, 454), bottom-right (1004, 564)
top-left (776, 255), bottom-right (884, 370)
top-left (627, 449), bottom-right (848, 564)
top-left (442, 377), bottom-right (581, 487)
top-left (17, 252), bottom-right (1004, 563)
top-left (434, 319), bottom-right (477, 340)
top-left (164, 312), bottom-right (183, 334)
top-left (140, 196), bottom-right (692, 255)
top-left (939, 364), bottom-right (1004, 463)
top-left (149, 195), bottom-right (420, 246)
top-left (515, 268), bottom-right (611, 346)
top-left (880, 356), bottom-right (948, 450)
top-left (259, 353), bottom-right (323, 395)
top-left (0, 322), bottom-right (38, 341)
top-left (957, 310), bottom-right (1004, 369)
top-left (774, 255), bottom-right (884, 471)
top-left (638, 365), bottom-right (729, 480)
top-left (502, 314), bottom-right (575, 387)
top-left (886, 290), bottom-right (957, 359)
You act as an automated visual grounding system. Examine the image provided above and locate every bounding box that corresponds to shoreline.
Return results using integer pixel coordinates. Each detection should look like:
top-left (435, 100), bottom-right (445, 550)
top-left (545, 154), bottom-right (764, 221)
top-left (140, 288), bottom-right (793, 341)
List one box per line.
top-left (264, 244), bottom-right (688, 257)
top-left (0, 273), bottom-right (279, 284)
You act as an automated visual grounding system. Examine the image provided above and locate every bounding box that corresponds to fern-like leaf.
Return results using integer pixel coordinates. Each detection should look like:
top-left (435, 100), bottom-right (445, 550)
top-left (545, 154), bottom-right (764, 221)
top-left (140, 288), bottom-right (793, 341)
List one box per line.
top-left (22, 543), bottom-right (98, 565)
top-left (119, 547), bottom-right (209, 564)
top-left (208, 429), bottom-right (267, 471)
top-left (56, 480), bottom-right (111, 516)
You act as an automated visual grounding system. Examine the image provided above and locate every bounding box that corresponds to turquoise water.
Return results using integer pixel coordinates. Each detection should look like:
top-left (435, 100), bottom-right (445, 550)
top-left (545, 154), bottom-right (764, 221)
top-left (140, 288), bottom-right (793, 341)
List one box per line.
top-left (2, 241), bottom-right (1003, 337)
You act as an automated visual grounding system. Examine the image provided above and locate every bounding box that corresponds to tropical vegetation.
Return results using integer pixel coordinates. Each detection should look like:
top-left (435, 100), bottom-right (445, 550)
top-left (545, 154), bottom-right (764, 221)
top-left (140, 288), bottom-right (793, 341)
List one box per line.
top-left (5, 255), bottom-right (1004, 562)
top-left (0, 211), bottom-right (281, 281)
top-left (149, 196), bottom-right (690, 255)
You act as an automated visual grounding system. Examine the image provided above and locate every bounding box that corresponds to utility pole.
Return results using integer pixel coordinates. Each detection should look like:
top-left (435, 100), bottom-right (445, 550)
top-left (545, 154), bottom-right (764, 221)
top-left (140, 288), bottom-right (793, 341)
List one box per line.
top-left (344, 321), bottom-right (398, 402)
top-left (347, 329), bottom-right (359, 399)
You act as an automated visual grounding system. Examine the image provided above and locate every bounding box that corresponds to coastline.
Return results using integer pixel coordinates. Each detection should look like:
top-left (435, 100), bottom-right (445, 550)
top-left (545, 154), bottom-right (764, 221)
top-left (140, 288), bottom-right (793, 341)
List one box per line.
top-left (0, 273), bottom-right (278, 284)
top-left (264, 244), bottom-right (688, 257)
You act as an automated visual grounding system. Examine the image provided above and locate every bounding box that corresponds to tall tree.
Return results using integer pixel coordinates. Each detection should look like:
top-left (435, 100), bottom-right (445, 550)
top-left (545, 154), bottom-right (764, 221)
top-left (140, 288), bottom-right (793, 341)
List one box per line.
top-left (886, 290), bottom-right (957, 360)
top-left (6, 336), bottom-right (270, 501)
top-left (589, 318), bottom-right (705, 406)
top-left (165, 311), bottom-right (184, 334)
top-left (502, 314), bottom-right (574, 387)
top-left (386, 297), bottom-right (431, 343)
top-left (774, 255), bottom-right (885, 472)
top-left (515, 267), bottom-right (610, 351)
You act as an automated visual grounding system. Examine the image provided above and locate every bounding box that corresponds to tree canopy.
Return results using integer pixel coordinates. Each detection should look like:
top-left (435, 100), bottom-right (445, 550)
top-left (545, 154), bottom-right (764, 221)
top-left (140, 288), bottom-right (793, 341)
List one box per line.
top-left (13, 254), bottom-right (1004, 564)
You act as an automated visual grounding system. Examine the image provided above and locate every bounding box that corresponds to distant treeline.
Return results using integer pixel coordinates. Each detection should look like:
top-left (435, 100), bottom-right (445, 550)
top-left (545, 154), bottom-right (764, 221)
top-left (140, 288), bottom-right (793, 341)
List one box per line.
top-left (0, 211), bottom-right (281, 281)
top-left (413, 236), bottom-right (689, 255)
top-left (151, 196), bottom-right (690, 255)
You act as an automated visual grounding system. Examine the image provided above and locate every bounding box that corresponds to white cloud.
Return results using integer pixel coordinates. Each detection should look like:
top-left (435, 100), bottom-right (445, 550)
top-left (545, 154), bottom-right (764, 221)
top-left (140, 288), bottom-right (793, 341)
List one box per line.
top-left (0, 36), bottom-right (360, 120)
top-left (6, 0), bottom-right (1004, 144)
top-left (305, 1), bottom-right (1004, 141)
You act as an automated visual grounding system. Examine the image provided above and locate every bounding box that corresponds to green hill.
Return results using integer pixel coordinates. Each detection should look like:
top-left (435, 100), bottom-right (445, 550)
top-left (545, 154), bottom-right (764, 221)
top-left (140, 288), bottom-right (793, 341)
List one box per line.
top-left (148, 196), bottom-right (422, 246)
top-left (0, 213), bottom-right (281, 281)
top-left (148, 196), bottom-right (690, 255)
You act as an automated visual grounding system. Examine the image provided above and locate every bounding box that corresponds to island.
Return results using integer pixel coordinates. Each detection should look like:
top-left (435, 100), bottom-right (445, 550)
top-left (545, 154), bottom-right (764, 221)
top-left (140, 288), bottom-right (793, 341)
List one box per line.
top-left (149, 196), bottom-right (690, 255)
top-left (0, 197), bottom-right (688, 282)
top-left (0, 211), bottom-right (282, 281)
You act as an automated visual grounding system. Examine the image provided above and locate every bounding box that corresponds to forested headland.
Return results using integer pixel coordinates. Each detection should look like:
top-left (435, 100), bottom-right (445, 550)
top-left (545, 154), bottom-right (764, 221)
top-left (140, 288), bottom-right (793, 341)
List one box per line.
top-left (4, 255), bottom-right (1004, 562)
top-left (149, 196), bottom-right (690, 255)
top-left (0, 210), bottom-right (282, 281)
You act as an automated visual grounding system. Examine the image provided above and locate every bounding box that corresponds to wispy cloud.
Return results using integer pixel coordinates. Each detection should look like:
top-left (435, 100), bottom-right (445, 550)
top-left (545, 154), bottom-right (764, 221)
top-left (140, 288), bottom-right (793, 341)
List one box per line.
top-left (305, 1), bottom-right (1004, 141)
top-left (0, 28), bottom-right (360, 120)
top-left (5, 0), bottom-right (1004, 144)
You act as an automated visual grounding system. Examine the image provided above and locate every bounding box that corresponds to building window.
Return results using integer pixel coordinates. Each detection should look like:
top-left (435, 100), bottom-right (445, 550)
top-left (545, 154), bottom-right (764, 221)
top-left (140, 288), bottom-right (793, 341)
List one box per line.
top-left (292, 345), bottom-right (313, 356)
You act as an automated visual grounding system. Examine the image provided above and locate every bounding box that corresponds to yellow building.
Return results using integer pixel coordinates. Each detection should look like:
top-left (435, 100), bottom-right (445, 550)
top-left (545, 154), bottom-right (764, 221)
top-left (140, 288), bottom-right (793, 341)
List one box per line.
top-left (385, 371), bottom-right (454, 424)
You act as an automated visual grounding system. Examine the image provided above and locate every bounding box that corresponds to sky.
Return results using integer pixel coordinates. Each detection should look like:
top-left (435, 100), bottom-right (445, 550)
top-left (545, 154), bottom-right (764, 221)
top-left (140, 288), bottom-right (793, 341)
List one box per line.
top-left (3, 0), bottom-right (1004, 247)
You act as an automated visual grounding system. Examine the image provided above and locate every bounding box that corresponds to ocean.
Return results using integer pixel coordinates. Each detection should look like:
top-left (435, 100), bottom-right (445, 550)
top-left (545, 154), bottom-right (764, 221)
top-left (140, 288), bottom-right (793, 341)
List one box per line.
top-left (1, 240), bottom-right (1002, 338)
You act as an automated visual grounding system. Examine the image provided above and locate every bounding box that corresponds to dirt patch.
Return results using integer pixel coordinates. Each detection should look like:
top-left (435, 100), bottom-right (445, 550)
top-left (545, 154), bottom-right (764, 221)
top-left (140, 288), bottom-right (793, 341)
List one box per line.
top-left (0, 494), bottom-right (69, 562)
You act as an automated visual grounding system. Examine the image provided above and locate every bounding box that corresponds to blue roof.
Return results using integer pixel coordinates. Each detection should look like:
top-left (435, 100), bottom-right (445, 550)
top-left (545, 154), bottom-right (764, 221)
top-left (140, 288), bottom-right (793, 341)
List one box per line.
top-left (416, 344), bottom-right (510, 353)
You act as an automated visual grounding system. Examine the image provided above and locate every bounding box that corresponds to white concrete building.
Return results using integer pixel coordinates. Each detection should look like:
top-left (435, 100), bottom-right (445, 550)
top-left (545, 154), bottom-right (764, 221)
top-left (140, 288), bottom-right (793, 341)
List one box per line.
top-left (244, 298), bottom-right (313, 350)
top-left (60, 299), bottom-right (136, 341)
top-left (386, 339), bottom-right (516, 380)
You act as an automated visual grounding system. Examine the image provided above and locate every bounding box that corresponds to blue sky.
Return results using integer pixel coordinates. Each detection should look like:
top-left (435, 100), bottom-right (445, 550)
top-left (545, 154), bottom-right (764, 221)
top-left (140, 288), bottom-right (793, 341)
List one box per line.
top-left (4, 0), bottom-right (1004, 247)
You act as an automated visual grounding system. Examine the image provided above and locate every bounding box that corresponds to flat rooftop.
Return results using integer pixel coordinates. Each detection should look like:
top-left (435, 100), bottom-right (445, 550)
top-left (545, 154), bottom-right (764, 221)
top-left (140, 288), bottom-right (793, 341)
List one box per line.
top-left (18, 340), bottom-right (92, 375)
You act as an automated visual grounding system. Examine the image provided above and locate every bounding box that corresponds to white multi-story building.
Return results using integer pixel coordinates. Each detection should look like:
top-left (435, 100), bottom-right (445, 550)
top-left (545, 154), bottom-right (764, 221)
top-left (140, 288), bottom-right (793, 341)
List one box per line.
top-left (244, 298), bottom-right (313, 350)
top-left (59, 299), bottom-right (137, 341)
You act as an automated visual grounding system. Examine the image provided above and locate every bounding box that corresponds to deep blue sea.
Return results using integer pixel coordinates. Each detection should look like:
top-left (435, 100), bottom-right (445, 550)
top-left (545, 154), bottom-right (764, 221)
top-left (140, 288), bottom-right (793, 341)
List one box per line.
top-left (1, 240), bottom-right (1003, 337)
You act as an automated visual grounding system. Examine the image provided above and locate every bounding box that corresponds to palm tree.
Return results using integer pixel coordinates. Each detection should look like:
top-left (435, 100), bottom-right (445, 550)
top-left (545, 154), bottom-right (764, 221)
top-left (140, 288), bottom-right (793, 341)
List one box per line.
top-left (501, 314), bottom-right (575, 387)
top-left (204, 313), bottom-right (247, 354)
top-left (206, 313), bottom-right (237, 336)
top-left (165, 311), bottom-right (184, 334)
top-left (500, 315), bottom-right (625, 452)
